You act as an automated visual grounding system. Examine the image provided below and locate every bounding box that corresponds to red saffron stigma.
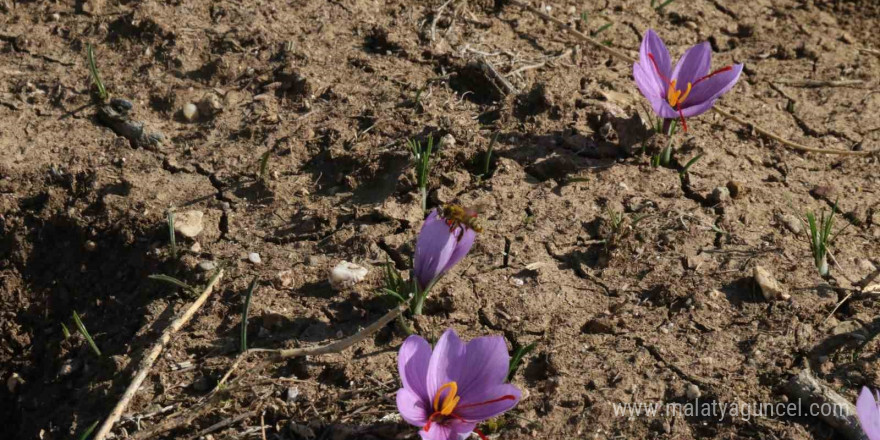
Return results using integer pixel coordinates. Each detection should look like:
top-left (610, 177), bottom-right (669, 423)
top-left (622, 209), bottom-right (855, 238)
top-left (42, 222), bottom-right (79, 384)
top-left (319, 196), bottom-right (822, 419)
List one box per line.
top-left (646, 53), bottom-right (671, 84)
top-left (456, 395), bottom-right (516, 410)
top-left (693, 65), bottom-right (733, 86)
top-left (474, 428), bottom-right (489, 440)
top-left (677, 105), bottom-right (688, 133)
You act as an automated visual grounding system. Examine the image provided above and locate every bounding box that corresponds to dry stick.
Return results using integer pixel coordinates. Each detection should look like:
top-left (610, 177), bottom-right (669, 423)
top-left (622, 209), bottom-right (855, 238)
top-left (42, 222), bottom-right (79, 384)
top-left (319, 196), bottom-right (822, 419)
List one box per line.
top-left (775, 79), bottom-right (865, 88)
top-left (276, 305), bottom-right (406, 359)
top-left (784, 369), bottom-right (864, 440)
top-left (431, 0), bottom-right (455, 42)
top-left (480, 56), bottom-right (519, 95)
top-left (92, 270), bottom-right (225, 440)
top-left (506, 48), bottom-right (574, 77)
top-left (186, 410), bottom-right (258, 440)
top-left (507, 0), bottom-right (878, 157)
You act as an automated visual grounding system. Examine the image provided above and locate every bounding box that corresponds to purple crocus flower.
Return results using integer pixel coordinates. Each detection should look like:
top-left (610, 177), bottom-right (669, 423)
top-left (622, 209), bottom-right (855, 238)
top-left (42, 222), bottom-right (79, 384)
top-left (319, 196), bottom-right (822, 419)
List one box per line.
top-left (633, 29), bottom-right (743, 132)
top-left (396, 328), bottom-right (521, 440)
top-left (413, 209), bottom-right (477, 291)
top-left (857, 386), bottom-right (880, 440)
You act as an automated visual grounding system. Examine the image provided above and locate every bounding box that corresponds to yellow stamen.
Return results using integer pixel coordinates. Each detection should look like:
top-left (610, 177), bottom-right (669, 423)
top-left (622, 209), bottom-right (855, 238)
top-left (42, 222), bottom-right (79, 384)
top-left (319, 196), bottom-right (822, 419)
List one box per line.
top-left (432, 382), bottom-right (461, 416)
top-left (666, 80), bottom-right (693, 107)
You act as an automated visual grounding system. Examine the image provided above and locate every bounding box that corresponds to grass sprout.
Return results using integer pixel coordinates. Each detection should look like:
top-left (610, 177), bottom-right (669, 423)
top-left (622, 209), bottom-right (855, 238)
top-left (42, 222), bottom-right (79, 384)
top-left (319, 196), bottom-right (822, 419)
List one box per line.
top-left (167, 211), bottom-right (177, 259)
top-left (148, 274), bottom-right (196, 294)
top-left (259, 150), bottom-right (271, 182)
top-left (78, 420), bottom-right (100, 440)
top-left (507, 341), bottom-right (537, 381)
top-left (408, 135), bottom-right (434, 212)
top-left (241, 276), bottom-right (258, 352)
top-left (61, 322), bottom-right (71, 339)
top-left (679, 153), bottom-right (704, 180)
top-left (87, 43), bottom-right (108, 102)
top-left (654, 0), bottom-right (676, 10)
top-left (72, 311), bottom-right (102, 357)
top-left (381, 259), bottom-right (410, 304)
top-left (802, 205), bottom-right (838, 277)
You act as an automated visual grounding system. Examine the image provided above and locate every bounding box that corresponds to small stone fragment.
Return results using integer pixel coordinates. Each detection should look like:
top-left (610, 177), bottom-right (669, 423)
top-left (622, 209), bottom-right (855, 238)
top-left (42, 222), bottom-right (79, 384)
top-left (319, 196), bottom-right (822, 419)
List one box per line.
top-left (84, 240), bottom-right (97, 252)
top-left (182, 102), bottom-right (198, 121)
top-left (286, 386), bottom-right (300, 403)
top-left (6, 373), bottom-right (24, 393)
top-left (685, 383), bottom-right (701, 400)
top-left (198, 94), bottom-right (223, 118)
top-left (780, 214), bottom-right (802, 235)
top-left (439, 133), bottom-right (456, 149)
top-left (328, 261), bottom-right (369, 290)
top-left (198, 261), bottom-right (217, 271)
top-left (173, 210), bottom-right (204, 238)
top-left (753, 265), bottom-right (790, 301)
top-left (248, 252), bottom-right (262, 264)
top-left (710, 186), bottom-right (731, 203)
top-left (190, 242), bottom-right (202, 253)
top-left (275, 270), bottom-right (294, 289)
top-left (726, 180), bottom-right (746, 199)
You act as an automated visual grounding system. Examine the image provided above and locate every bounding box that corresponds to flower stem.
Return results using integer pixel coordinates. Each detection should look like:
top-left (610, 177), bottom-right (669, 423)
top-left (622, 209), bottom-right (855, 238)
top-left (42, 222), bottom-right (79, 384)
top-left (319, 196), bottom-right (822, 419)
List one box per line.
top-left (419, 186), bottom-right (427, 213)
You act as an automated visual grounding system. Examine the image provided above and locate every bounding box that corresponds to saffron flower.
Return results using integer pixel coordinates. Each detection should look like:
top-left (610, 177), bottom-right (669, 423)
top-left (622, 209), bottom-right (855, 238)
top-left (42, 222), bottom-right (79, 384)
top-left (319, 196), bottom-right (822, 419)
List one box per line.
top-left (396, 328), bottom-right (521, 440)
top-left (633, 29), bottom-right (743, 132)
top-left (857, 386), bottom-right (880, 440)
top-left (413, 209), bottom-right (477, 292)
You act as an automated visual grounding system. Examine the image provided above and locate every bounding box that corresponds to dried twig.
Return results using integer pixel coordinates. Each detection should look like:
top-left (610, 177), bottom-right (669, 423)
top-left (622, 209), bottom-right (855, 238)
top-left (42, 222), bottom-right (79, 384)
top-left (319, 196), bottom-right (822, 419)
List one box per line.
top-left (774, 79), bottom-right (864, 88)
top-left (186, 410), bottom-right (258, 440)
top-left (784, 369), bottom-right (864, 440)
top-left (431, 0), bottom-right (455, 43)
top-left (506, 48), bottom-right (574, 77)
top-left (276, 305), bottom-right (405, 359)
top-left (480, 56), bottom-right (519, 95)
top-left (859, 47), bottom-right (880, 57)
top-left (507, 0), bottom-right (878, 157)
top-left (92, 270), bottom-right (225, 440)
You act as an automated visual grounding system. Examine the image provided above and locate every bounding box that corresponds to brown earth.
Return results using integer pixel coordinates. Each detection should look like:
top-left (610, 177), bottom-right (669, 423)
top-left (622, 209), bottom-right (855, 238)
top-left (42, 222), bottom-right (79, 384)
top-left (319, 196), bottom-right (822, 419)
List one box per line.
top-left (1, 0), bottom-right (879, 439)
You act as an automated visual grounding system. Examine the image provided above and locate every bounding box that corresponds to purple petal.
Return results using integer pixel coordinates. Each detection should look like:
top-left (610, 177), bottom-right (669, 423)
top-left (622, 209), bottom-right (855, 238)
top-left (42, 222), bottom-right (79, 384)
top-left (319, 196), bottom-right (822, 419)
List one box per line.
top-left (639, 29), bottom-right (671, 81)
top-left (414, 210), bottom-right (456, 289)
top-left (426, 329), bottom-right (467, 406)
top-left (857, 387), bottom-right (880, 440)
top-left (440, 227), bottom-right (476, 275)
top-left (681, 63), bottom-right (743, 116)
top-left (455, 383), bottom-right (521, 422)
top-left (399, 335), bottom-right (433, 401)
top-left (671, 42), bottom-right (711, 88)
top-left (397, 388), bottom-right (431, 427)
top-left (634, 62), bottom-right (678, 119)
top-left (456, 335), bottom-right (510, 396)
top-left (418, 420), bottom-right (477, 440)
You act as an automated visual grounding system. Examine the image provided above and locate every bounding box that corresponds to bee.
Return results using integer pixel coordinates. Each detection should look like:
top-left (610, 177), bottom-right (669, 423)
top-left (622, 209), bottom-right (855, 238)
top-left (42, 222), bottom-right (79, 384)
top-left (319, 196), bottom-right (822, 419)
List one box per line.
top-left (440, 204), bottom-right (485, 236)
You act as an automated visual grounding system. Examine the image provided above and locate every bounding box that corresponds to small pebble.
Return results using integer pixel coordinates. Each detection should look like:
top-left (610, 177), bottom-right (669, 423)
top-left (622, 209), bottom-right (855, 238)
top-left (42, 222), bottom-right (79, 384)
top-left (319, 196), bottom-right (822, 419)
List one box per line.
top-left (726, 180), bottom-right (746, 199)
top-left (780, 214), bottom-right (802, 234)
top-left (286, 386), bottom-right (300, 403)
top-left (248, 252), bottom-right (262, 264)
top-left (6, 373), bottom-right (24, 393)
top-left (440, 133), bottom-right (456, 149)
top-left (173, 210), bottom-right (204, 238)
top-left (84, 240), bottom-right (97, 252)
top-left (710, 186), bottom-right (731, 203)
top-left (182, 102), bottom-right (198, 121)
top-left (753, 265), bottom-right (790, 301)
top-left (190, 242), bottom-right (202, 253)
top-left (328, 261), bottom-right (369, 290)
top-left (198, 261), bottom-right (217, 271)
top-left (686, 383), bottom-right (701, 399)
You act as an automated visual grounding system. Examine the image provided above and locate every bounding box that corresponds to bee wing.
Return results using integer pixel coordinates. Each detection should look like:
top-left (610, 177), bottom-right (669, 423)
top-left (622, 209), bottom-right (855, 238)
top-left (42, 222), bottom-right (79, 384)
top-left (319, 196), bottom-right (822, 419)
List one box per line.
top-left (464, 202), bottom-right (489, 217)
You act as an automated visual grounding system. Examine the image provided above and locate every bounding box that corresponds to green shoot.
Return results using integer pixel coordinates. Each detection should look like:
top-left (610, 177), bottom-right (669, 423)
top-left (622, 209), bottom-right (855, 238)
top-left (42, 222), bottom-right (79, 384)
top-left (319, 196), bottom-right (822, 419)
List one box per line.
top-left (72, 311), bottom-right (102, 357)
top-left (580, 11), bottom-right (588, 23)
top-left (592, 22), bottom-right (612, 36)
top-left (803, 206), bottom-right (837, 277)
top-left (61, 322), bottom-right (71, 339)
top-left (77, 420), bottom-right (100, 440)
top-left (167, 211), bottom-right (177, 259)
top-left (381, 259), bottom-right (409, 304)
top-left (507, 342), bottom-right (537, 381)
top-left (86, 43), bottom-right (108, 102)
top-left (258, 150), bottom-right (271, 182)
top-left (148, 274), bottom-right (196, 294)
top-left (655, 0), bottom-right (676, 10)
top-left (679, 153), bottom-right (704, 180)
top-left (478, 132), bottom-right (499, 181)
top-left (408, 135), bottom-right (434, 212)
top-left (241, 276), bottom-right (258, 353)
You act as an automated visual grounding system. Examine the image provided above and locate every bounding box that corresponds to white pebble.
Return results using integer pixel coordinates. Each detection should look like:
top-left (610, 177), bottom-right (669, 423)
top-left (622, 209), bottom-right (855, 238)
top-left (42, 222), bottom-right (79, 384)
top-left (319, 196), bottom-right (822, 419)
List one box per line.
top-left (328, 261), bottom-right (369, 290)
top-left (182, 102), bottom-right (198, 121)
top-left (248, 252), bottom-right (262, 264)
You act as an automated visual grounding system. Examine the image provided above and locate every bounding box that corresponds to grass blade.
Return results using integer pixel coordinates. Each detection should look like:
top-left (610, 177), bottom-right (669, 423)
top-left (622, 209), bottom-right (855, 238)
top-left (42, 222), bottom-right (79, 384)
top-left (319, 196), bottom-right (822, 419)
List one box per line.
top-left (483, 132), bottom-right (499, 177)
top-left (655, 0), bottom-right (676, 10)
top-left (86, 43), bottom-right (108, 102)
top-left (259, 150), bottom-right (271, 182)
top-left (592, 23), bottom-right (613, 36)
top-left (507, 342), bottom-right (537, 381)
top-left (148, 274), bottom-right (195, 293)
top-left (78, 420), bottom-right (100, 440)
top-left (72, 311), bottom-right (102, 357)
top-left (167, 211), bottom-right (177, 259)
top-left (241, 276), bottom-right (259, 353)
top-left (61, 322), bottom-right (71, 339)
